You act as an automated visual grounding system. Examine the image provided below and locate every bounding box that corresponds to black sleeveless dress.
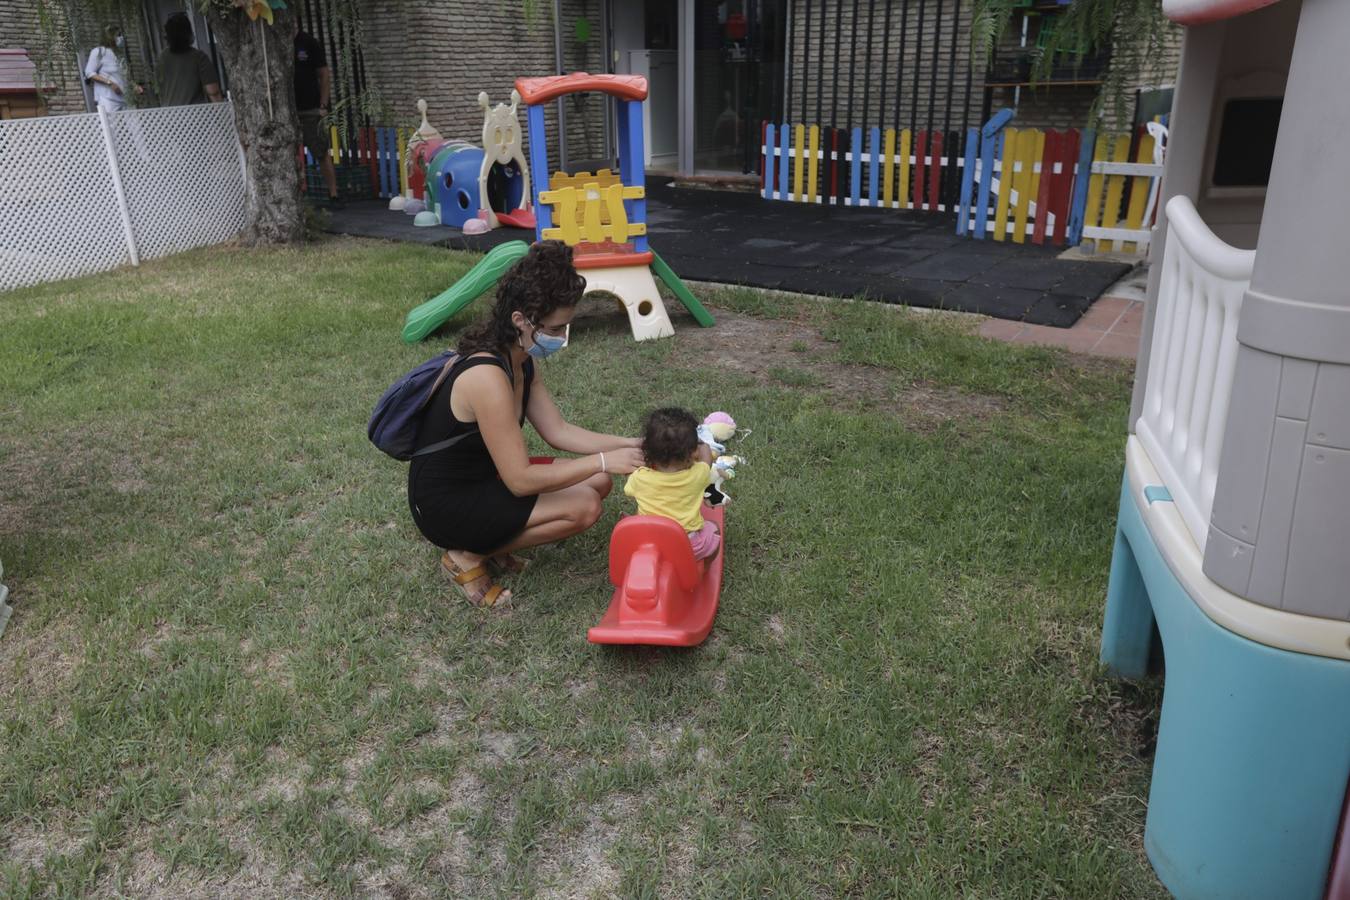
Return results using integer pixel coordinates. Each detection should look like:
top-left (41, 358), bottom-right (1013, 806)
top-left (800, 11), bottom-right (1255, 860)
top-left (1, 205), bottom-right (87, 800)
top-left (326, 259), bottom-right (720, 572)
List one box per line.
top-left (407, 352), bottom-right (537, 554)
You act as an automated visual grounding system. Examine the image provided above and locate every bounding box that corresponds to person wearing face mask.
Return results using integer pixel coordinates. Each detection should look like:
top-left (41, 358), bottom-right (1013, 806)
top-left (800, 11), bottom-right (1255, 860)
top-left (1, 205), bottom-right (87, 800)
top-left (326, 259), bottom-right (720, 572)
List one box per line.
top-left (84, 25), bottom-right (143, 112)
top-left (406, 241), bottom-right (646, 607)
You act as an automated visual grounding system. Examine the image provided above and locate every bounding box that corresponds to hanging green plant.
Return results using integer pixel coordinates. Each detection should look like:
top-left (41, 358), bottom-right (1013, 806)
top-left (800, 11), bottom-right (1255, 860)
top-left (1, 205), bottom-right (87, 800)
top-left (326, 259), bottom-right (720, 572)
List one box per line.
top-left (970, 0), bottom-right (1176, 131)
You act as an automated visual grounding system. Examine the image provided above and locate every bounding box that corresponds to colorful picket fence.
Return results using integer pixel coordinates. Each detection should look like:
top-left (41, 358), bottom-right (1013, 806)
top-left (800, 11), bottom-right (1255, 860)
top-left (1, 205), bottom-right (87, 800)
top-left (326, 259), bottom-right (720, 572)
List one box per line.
top-left (760, 122), bottom-right (972, 214)
top-left (300, 124), bottom-right (409, 199)
top-left (760, 112), bottom-right (1166, 253)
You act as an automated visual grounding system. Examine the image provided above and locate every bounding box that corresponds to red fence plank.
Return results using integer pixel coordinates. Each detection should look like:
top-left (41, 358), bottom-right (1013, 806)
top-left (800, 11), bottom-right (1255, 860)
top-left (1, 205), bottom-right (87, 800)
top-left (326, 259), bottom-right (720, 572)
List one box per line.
top-left (1032, 130), bottom-right (1057, 245)
top-left (928, 132), bottom-right (944, 213)
top-left (1052, 129), bottom-right (1081, 246)
top-left (912, 130), bottom-right (928, 210)
top-left (365, 127), bottom-right (379, 196)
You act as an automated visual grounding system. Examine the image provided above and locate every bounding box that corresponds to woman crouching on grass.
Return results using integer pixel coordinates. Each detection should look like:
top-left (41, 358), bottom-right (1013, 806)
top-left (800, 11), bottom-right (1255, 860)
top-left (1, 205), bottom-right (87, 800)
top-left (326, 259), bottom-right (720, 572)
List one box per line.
top-left (407, 241), bottom-right (645, 607)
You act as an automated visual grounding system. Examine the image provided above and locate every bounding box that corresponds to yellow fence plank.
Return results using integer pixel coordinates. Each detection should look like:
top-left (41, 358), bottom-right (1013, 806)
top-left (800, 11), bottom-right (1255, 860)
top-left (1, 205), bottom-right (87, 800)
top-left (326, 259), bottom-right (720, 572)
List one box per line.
top-left (1011, 129), bottom-right (1037, 244)
top-left (993, 128), bottom-right (1016, 242)
top-left (793, 124), bottom-right (805, 202)
top-left (882, 128), bottom-right (896, 209)
top-left (1099, 135), bottom-right (1132, 252)
top-left (897, 129), bottom-right (912, 209)
top-left (806, 125), bottom-right (820, 203)
top-left (1122, 132), bottom-right (1156, 253)
top-left (329, 126), bottom-right (340, 164)
top-left (1028, 130), bottom-right (1046, 232)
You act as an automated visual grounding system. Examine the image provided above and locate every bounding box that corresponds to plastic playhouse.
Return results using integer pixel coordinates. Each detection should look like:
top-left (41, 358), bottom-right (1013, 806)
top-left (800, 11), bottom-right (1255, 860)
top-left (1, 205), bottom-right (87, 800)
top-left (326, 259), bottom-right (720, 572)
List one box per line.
top-left (397, 95), bottom-right (534, 232)
top-left (401, 73), bottom-right (715, 344)
top-left (1099, 2), bottom-right (1350, 897)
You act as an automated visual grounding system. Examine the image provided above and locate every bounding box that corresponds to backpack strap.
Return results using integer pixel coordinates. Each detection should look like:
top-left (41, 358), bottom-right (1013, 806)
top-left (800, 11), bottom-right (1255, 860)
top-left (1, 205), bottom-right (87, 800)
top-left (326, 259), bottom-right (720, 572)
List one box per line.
top-left (409, 351), bottom-right (513, 458)
top-left (424, 352), bottom-right (459, 401)
top-left (410, 430), bottom-right (475, 458)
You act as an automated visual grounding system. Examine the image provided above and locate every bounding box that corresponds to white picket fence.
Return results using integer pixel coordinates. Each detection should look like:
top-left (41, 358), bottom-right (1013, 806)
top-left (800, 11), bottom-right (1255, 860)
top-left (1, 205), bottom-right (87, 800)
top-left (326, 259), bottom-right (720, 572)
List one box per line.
top-left (0, 102), bottom-right (247, 293)
top-left (1136, 195), bottom-right (1255, 552)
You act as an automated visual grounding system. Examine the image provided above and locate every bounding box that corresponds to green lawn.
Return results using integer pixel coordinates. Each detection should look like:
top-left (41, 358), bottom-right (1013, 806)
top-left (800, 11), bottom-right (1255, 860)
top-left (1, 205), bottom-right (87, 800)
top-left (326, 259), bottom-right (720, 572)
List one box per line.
top-left (0, 237), bottom-right (1164, 898)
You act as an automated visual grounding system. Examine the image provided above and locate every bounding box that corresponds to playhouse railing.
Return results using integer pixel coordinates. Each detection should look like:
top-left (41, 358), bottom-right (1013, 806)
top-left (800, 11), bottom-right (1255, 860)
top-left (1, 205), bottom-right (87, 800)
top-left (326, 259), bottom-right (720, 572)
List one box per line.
top-left (1136, 195), bottom-right (1255, 552)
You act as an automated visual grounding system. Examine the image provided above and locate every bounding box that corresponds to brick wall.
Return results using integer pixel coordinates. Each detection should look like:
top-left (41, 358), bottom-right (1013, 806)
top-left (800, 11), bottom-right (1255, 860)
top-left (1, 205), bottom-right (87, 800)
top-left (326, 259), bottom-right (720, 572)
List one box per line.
top-left (0, 0), bottom-right (86, 114)
top-left (991, 11), bottom-right (1184, 132)
top-left (3, 0), bottom-right (171, 117)
top-left (360, 0), bottom-right (607, 177)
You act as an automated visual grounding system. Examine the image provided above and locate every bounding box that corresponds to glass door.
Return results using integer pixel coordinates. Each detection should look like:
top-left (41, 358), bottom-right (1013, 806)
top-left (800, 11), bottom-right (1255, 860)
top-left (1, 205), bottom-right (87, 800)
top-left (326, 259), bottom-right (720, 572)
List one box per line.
top-left (692, 0), bottom-right (785, 174)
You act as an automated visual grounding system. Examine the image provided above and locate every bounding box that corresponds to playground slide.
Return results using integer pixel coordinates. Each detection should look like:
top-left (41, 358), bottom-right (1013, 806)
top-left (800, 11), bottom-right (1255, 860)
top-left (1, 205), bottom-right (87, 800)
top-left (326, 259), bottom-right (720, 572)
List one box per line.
top-left (651, 250), bottom-right (715, 327)
top-left (401, 240), bottom-right (530, 344)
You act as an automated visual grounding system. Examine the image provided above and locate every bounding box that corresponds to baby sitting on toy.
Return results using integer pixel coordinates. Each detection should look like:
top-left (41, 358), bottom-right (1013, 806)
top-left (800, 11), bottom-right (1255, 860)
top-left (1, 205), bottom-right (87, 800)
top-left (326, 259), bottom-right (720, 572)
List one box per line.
top-left (624, 407), bottom-right (721, 561)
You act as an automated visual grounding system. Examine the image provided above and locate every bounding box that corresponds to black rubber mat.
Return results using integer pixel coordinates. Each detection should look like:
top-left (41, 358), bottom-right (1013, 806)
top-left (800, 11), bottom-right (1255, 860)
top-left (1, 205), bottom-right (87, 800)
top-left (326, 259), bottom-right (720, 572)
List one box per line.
top-left (324, 182), bottom-right (1132, 327)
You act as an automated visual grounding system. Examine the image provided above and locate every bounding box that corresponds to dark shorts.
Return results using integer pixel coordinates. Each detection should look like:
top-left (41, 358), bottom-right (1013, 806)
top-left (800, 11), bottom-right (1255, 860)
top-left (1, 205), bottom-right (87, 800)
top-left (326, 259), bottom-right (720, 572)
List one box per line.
top-left (408, 472), bottom-right (538, 555)
top-left (299, 110), bottom-right (329, 160)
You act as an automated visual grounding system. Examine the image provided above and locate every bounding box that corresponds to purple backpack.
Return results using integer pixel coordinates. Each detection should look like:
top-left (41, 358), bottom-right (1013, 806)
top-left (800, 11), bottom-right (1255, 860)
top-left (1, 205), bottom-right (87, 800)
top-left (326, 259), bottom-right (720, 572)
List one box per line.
top-left (368, 351), bottom-right (473, 461)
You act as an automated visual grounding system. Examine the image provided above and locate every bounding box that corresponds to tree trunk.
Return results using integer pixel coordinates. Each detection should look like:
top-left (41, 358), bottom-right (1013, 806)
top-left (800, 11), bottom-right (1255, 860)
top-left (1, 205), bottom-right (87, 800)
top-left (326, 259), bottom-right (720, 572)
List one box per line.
top-left (211, 8), bottom-right (304, 245)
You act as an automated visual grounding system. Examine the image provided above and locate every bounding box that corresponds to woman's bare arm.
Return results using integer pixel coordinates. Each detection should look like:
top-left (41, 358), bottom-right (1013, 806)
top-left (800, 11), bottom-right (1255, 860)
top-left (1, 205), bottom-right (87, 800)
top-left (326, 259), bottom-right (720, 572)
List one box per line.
top-left (526, 379), bottom-right (641, 454)
top-left (460, 367), bottom-right (639, 495)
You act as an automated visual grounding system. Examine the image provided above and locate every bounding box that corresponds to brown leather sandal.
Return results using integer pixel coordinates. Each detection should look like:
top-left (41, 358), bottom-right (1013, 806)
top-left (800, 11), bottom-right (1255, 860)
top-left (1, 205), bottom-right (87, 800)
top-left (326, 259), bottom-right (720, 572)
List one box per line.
top-left (488, 552), bottom-right (529, 575)
top-left (441, 553), bottom-right (510, 608)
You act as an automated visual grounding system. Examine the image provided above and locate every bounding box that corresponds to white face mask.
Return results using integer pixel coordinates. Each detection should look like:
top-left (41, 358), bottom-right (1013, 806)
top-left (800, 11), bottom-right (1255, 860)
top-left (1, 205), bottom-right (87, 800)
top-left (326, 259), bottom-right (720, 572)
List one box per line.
top-left (114, 35), bottom-right (125, 48)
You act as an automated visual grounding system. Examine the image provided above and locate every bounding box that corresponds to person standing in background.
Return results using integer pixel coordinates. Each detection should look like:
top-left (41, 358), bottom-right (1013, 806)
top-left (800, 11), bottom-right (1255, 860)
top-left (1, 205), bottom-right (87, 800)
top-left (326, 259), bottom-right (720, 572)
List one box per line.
top-left (293, 21), bottom-right (339, 205)
top-left (84, 25), bottom-right (143, 112)
top-left (157, 13), bottom-right (222, 106)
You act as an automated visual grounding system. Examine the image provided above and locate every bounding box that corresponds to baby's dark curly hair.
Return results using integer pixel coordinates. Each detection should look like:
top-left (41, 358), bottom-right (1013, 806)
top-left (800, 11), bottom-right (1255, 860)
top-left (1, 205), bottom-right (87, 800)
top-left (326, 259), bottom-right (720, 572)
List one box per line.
top-left (457, 241), bottom-right (586, 355)
top-left (641, 407), bottom-right (700, 469)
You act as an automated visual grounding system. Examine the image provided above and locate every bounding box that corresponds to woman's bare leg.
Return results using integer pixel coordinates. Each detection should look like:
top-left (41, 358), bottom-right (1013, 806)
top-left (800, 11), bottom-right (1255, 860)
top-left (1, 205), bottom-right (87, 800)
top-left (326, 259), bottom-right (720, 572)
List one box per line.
top-left (443, 474), bottom-right (613, 601)
top-left (494, 473), bottom-right (611, 554)
top-left (441, 547), bottom-right (510, 605)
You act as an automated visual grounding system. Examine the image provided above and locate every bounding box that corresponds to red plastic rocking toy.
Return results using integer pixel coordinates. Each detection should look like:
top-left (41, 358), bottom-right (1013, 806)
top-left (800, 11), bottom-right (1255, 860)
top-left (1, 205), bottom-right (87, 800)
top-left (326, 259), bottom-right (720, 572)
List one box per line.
top-left (587, 504), bottom-right (726, 647)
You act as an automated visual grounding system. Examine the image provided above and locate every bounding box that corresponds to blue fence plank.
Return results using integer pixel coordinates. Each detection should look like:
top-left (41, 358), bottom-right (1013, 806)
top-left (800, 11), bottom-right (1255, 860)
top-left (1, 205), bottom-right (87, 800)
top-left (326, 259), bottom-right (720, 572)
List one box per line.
top-left (778, 125), bottom-right (790, 200)
top-left (764, 123), bottom-right (777, 199)
top-left (868, 126), bottom-right (881, 207)
top-left (1067, 128), bottom-right (1096, 246)
top-left (957, 126), bottom-right (978, 236)
top-left (378, 128), bottom-right (391, 198)
top-left (972, 110), bottom-right (1014, 240)
top-left (983, 107), bottom-right (1015, 139)
top-left (974, 132), bottom-right (995, 240)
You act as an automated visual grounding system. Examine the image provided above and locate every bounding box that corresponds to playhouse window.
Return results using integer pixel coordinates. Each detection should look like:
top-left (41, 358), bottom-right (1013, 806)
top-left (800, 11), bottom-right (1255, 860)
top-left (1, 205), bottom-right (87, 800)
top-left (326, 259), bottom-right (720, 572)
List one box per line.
top-left (1212, 97), bottom-right (1283, 187)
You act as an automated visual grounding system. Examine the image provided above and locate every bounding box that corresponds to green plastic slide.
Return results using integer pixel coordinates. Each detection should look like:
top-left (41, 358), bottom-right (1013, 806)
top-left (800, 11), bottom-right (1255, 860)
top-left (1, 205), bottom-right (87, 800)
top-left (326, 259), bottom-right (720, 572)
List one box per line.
top-left (650, 249), bottom-right (715, 327)
top-left (401, 240), bottom-right (531, 343)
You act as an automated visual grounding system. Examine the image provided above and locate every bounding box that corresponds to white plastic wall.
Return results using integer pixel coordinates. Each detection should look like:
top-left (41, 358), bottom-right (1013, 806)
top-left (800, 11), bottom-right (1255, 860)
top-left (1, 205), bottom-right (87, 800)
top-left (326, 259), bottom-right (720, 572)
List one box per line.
top-left (1136, 195), bottom-right (1255, 551)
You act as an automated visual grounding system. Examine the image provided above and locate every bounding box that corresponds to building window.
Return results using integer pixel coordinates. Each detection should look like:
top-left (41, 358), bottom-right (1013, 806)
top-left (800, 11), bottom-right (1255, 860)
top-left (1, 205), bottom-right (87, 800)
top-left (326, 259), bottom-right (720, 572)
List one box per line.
top-left (1212, 97), bottom-right (1282, 187)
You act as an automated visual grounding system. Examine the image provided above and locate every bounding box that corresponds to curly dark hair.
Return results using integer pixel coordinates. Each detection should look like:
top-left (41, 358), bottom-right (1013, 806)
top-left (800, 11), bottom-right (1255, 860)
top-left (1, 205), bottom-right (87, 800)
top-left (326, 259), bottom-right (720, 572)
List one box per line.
top-left (641, 407), bottom-right (700, 469)
top-left (457, 241), bottom-right (586, 356)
